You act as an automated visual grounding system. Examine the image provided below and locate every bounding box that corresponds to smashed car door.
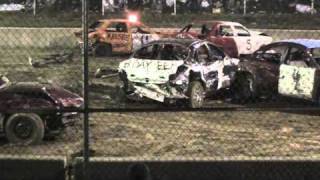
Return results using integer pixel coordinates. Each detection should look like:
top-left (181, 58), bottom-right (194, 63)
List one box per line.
top-left (279, 47), bottom-right (317, 100)
top-left (256, 45), bottom-right (287, 93)
top-left (205, 43), bottom-right (239, 90)
top-left (193, 44), bottom-right (222, 91)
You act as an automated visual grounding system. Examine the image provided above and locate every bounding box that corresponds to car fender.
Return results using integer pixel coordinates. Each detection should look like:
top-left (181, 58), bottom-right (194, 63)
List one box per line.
top-left (188, 67), bottom-right (206, 89)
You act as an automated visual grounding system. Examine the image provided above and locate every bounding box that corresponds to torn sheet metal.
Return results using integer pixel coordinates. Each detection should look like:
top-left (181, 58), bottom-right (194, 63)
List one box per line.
top-left (134, 85), bottom-right (166, 102)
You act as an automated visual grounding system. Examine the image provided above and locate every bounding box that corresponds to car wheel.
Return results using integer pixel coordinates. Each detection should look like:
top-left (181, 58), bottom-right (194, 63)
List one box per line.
top-left (232, 74), bottom-right (256, 103)
top-left (94, 43), bottom-right (112, 57)
top-left (5, 113), bottom-right (45, 145)
top-left (188, 81), bottom-right (205, 108)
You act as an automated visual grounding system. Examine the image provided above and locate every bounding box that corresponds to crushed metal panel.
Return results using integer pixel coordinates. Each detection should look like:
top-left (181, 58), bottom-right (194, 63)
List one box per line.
top-left (278, 64), bottom-right (316, 100)
top-left (134, 85), bottom-right (165, 102)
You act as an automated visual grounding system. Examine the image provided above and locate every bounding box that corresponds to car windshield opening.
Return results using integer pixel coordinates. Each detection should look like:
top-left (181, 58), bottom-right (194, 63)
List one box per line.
top-left (159, 44), bottom-right (189, 60)
top-left (133, 44), bottom-right (160, 59)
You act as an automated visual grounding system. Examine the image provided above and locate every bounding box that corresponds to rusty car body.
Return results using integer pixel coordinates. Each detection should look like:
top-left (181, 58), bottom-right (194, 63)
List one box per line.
top-left (232, 39), bottom-right (320, 104)
top-left (0, 76), bottom-right (83, 145)
top-left (118, 39), bottom-right (239, 108)
top-left (176, 21), bottom-right (273, 58)
top-left (76, 19), bottom-right (168, 56)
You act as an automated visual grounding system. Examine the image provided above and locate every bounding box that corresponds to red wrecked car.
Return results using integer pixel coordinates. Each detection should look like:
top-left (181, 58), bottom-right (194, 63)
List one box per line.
top-left (176, 21), bottom-right (273, 58)
top-left (0, 76), bottom-right (83, 145)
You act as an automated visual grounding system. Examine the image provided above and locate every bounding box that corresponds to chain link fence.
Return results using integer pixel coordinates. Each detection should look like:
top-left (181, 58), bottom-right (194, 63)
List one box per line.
top-left (0, 0), bottom-right (320, 179)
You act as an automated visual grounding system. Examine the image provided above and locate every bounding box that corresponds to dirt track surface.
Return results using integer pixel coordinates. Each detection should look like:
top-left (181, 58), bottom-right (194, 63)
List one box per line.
top-left (0, 111), bottom-right (319, 159)
top-left (89, 112), bottom-right (320, 158)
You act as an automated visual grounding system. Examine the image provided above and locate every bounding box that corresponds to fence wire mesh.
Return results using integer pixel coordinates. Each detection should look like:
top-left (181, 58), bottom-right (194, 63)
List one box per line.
top-left (0, 0), bottom-right (320, 179)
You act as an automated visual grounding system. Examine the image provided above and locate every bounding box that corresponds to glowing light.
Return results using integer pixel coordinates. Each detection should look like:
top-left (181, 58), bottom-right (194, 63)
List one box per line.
top-left (128, 14), bottom-right (138, 23)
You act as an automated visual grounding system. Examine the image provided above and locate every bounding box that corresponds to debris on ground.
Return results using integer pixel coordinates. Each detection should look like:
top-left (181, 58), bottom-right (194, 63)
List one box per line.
top-left (94, 67), bottom-right (119, 78)
top-left (29, 51), bottom-right (74, 68)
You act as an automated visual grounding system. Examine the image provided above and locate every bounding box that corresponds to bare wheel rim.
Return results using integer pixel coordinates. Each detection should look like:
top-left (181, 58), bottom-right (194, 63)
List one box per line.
top-left (13, 118), bottom-right (34, 139)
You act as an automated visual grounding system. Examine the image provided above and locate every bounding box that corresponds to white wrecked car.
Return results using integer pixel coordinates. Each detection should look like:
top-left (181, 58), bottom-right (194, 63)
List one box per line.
top-left (118, 39), bottom-right (239, 108)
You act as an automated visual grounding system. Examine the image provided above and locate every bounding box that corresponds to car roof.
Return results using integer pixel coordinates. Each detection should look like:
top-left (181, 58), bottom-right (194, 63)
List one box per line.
top-left (281, 39), bottom-right (320, 49)
top-left (148, 38), bottom-right (206, 47)
top-left (197, 20), bottom-right (243, 26)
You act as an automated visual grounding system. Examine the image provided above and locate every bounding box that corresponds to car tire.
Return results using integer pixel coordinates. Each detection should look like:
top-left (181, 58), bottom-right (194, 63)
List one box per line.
top-left (5, 113), bottom-right (45, 145)
top-left (232, 74), bottom-right (256, 103)
top-left (94, 43), bottom-right (112, 57)
top-left (188, 81), bottom-right (205, 108)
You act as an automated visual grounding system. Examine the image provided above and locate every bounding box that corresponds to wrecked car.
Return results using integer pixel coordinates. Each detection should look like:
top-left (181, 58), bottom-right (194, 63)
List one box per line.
top-left (0, 76), bottom-right (83, 145)
top-left (176, 21), bottom-right (273, 58)
top-left (118, 39), bottom-right (239, 108)
top-left (231, 39), bottom-right (320, 104)
top-left (75, 18), bottom-right (166, 56)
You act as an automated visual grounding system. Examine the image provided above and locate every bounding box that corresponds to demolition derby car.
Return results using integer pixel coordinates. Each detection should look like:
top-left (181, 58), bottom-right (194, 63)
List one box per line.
top-left (176, 21), bottom-right (273, 58)
top-left (232, 39), bottom-right (320, 104)
top-left (0, 76), bottom-right (83, 145)
top-left (76, 18), bottom-right (166, 56)
top-left (118, 39), bottom-right (239, 108)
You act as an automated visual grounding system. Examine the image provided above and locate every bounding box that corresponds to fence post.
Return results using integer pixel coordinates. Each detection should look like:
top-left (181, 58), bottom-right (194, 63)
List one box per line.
top-left (102, 0), bottom-right (105, 16)
top-left (173, 0), bottom-right (177, 15)
top-left (33, 0), bottom-right (36, 16)
top-left (311, 0), bottom-right (315, 14)
top-left (82, 0), bottom-right (90, 179)
top-left (243, 0), bottom-right (247, 15)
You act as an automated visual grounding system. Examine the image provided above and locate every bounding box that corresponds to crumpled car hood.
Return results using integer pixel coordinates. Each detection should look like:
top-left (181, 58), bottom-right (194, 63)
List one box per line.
top-left (119, 58), bottom-right (184, 84)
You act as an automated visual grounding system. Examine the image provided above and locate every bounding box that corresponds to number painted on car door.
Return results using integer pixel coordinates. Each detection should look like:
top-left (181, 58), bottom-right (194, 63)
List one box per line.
top-left (233, 25), bottom-right (253, 55)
